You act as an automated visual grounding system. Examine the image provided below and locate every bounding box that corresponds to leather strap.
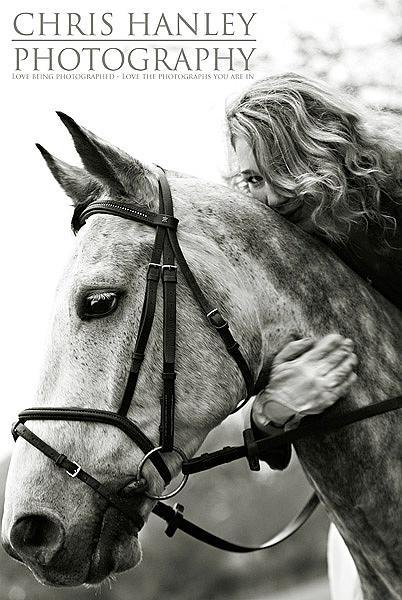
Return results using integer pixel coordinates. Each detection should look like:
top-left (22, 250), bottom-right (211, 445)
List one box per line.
top-left (159, 175), bottom-right (177, 451)
top-left (182, 395), bottom-right (402, 475)
top-left (152, 493), bottom-right (320, 552)
top-left (12, 420), bottom-right (319, 552)
top-left (165, 225), bottom-right (255, 401)
top-left (13, 422), bottom-right (145, 531)
top-left (161, 265), bottom-right (177, 451)
top-left (160, 166), bottom-right (254, 404)
top-left (17, 407), bottom-right (171, 486)
top-left (117, 240), bottom-right (164, 417)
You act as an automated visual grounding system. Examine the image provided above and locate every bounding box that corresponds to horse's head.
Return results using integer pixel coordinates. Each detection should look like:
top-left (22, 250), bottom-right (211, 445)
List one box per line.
top-left (2, 114), bottom-right (266, 586)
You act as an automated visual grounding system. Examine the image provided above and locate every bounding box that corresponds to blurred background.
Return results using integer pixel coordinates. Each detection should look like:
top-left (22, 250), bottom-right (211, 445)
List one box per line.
top-left (1, 0), bottom-right (401, 598)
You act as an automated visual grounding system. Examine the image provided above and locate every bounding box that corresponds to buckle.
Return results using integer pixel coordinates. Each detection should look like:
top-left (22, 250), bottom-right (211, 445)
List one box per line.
top-left (147, 263), bottom-right (161, 281)
top-left (66, 461), bottom-right (82, 478)
top-left (206, 308), bottom-right (227, 329)
top-left (162, 265), bottom-right (177, 282)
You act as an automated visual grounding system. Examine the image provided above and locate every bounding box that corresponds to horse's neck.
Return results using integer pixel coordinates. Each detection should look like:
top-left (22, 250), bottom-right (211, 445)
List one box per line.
top-left (250, 216), bottom-right (401, 392)
top-left (249, 218), bottom-right (401, 598)
top-left (174, 175), bottom-right (400, 596)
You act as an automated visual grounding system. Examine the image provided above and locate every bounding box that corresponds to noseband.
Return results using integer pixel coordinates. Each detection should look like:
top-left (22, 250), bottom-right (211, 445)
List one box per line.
top-left (12, 167), bottom-right (402, 551)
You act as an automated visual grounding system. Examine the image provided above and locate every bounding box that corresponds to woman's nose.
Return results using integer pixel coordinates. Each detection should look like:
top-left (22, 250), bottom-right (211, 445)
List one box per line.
top-left (249, 185), bottom-right (268, 203)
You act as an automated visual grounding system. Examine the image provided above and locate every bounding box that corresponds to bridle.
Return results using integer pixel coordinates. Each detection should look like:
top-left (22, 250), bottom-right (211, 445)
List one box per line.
top-left (12, 166), bottom-right (254, 532)
top-left (12, 166), bottom-right (402, 552)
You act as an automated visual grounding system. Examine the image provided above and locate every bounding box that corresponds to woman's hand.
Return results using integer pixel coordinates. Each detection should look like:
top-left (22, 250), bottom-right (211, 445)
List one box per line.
top-left (252, 334), bottom-right (358, 431)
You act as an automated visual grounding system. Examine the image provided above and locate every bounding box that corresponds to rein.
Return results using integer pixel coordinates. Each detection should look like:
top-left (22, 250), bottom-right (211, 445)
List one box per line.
top-left (12, 167), bottom-right (402, 553)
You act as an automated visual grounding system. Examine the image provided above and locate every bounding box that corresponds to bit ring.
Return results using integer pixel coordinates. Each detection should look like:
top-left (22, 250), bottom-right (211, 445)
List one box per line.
top-left (137, 445), bottom-right (189, 500)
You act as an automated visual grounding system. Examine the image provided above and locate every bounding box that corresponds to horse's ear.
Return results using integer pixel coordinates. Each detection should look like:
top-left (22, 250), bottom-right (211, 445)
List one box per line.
top-left (36, 144), bottom-right (104, 206)
top-left (56, 112), bottom-right (146, 197)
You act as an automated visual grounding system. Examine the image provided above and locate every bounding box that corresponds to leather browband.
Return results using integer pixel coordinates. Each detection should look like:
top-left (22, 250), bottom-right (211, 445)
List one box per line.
top-left (78, 200), bottom-right (179, 231)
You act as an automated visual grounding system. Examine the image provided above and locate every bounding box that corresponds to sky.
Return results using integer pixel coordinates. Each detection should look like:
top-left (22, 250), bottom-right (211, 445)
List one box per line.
top-left (1, 0), bottom-right (398, 459)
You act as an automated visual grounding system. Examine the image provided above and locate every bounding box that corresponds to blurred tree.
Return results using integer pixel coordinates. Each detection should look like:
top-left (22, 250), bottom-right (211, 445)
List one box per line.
top-left (290, 0), bottom-right (402, 112)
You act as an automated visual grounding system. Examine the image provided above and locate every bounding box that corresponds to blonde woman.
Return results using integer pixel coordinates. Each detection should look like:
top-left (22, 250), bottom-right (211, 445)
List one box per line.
top-left (226, 72), bottom-right (402, 599)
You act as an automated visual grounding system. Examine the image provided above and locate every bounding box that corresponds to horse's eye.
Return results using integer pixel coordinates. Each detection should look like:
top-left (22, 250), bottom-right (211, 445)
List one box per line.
top-left (82, 292), bottom-right (119, 319)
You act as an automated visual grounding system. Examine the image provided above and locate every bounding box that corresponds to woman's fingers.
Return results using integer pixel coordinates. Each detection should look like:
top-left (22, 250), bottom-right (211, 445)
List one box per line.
top-left (318, 349), bottom-right (349, 374)
top-left (329, 371), bottom-right (358, 398)
top-left (326, 354), bottom-right (358, 388)
top-left (342, 339), bottom-right (354, 351)
top-left (320, 345), bottom-right (356, 375)
top-left (307, 334), bottom-right (350, 361)
top-left (272, 337), bottom-right (316, 365)
top-left (300, 371), bottom-right (358, 415)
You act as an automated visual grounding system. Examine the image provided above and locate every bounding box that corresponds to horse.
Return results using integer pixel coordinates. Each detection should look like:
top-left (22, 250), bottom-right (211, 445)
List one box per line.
top-left (2, 114), bottom-right (401, 598)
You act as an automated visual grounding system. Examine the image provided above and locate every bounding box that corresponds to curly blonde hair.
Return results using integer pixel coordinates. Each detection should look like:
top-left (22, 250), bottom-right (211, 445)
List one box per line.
top-left (226, 73), bottom-right (402, 244)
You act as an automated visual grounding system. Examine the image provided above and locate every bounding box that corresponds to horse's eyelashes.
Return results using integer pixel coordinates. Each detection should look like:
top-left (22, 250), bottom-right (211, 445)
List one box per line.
top-left (81, 291), bottom-right (119, 320)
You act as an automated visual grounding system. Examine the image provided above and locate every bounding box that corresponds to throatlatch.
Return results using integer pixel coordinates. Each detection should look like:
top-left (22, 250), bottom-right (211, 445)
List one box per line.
top-left (12, 166), bottom-right (402, 553)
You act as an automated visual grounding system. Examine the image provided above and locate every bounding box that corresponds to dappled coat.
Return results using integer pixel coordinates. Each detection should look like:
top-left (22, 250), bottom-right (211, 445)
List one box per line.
top-left (256, 195), bottom-right (402, 470)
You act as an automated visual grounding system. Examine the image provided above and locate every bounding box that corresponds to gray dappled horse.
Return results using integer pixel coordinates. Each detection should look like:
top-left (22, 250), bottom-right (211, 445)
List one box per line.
top-left (2, 115), bottom-right (401, 598)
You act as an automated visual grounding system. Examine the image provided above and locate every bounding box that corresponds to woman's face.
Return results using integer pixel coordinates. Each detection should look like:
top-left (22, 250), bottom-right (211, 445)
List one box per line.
top-left (234, 136), bottom-right (284, 207)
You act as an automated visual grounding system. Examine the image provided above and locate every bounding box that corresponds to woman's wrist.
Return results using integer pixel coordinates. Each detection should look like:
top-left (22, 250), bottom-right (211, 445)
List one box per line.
top-left (252, 393), bottom-right (299, 429)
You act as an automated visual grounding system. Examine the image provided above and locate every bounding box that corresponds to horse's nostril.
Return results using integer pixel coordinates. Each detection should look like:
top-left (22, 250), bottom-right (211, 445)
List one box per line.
top-left (10, 514), bottom-right (65, 565)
